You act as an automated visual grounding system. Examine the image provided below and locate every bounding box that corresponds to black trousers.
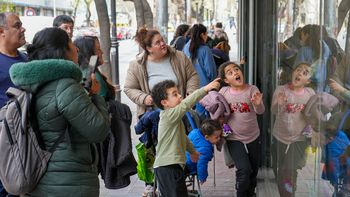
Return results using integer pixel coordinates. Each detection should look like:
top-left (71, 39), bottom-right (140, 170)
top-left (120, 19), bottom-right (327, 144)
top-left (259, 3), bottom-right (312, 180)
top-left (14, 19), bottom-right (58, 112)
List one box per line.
top-left (154, 164), bottom-right (188, 197)
top-left (226, 138), bottom-right (261, 197)
top-left (271, 138), bottom-right (308, 197)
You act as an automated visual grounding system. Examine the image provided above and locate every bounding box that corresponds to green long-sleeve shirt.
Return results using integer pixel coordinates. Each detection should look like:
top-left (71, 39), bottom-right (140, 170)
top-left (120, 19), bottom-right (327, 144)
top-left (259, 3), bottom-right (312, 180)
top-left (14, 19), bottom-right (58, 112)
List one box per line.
top-left (154, 88), bottom-right (207, 168)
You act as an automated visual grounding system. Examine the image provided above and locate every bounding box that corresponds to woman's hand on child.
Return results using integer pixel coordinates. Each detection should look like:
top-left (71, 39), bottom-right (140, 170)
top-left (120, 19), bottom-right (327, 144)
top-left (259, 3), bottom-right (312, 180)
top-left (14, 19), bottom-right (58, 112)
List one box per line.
top-left (277, 92), bottom-right (287, 105)
top-left (204, 78), bottom-right (221, 92)
top-left (144, 95), bottom-right (153, 106)
top-left (251, 92), bottom-right (263, 105)
top-left (190, 151), bottom-right (200, 163)
top-left (329, 78), bottom-right (346, 94)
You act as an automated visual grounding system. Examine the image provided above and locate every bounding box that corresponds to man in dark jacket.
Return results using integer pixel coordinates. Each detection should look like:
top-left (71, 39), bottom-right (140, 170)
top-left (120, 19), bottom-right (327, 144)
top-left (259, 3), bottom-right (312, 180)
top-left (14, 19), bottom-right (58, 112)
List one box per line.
top-left (0, 12), bottom-right (26, 197)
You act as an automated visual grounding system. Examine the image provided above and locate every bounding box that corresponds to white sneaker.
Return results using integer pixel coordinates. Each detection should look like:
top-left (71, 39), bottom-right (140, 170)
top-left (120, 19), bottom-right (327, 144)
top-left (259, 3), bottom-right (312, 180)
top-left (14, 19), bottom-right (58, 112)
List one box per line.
top-left (142, 185), bottom-right (154, 197)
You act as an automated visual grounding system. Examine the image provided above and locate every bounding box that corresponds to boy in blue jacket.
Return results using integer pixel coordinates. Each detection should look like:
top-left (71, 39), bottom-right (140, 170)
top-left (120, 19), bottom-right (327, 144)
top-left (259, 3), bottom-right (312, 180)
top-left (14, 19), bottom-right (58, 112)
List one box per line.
top-left (186, 119), bottom-right (222, 184)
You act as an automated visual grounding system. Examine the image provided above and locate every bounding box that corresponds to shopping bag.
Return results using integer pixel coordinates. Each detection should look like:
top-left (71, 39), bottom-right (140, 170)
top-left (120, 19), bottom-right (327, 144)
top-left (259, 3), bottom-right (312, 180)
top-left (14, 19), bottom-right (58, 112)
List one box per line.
top-left (136, 143), bottom-right (155, 183)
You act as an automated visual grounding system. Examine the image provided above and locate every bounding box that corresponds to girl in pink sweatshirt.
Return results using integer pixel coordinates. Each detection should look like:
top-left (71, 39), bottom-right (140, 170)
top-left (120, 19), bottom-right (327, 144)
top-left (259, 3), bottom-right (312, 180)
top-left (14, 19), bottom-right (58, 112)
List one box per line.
top-left (271, 62), bottom-right (315, 197)
top-left (218, 62), bottom-right (265, 197)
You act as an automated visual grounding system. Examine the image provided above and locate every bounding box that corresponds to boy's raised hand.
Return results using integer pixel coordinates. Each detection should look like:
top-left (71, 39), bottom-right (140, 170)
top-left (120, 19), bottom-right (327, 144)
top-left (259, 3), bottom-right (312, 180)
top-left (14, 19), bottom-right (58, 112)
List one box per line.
top-left (251, 92), bottom-right (263, 105)
top-left (204, 78), bottom-right (221, 92)
top-left (190, 151), bottom-right (200, 163)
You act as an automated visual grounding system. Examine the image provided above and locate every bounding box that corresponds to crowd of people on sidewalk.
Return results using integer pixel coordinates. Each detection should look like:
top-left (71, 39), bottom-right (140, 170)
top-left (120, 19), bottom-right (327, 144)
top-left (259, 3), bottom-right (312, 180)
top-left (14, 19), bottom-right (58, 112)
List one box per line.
top-left (0, 11), bottom-right (350, 197)
top-left (125, 20), bottom-right (350, 197)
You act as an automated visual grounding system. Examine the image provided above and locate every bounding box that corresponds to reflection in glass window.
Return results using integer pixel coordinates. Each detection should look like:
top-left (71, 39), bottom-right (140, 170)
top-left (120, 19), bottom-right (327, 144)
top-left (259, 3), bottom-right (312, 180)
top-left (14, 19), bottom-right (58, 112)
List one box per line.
top-left (274, 0), bottom-right (350, 196)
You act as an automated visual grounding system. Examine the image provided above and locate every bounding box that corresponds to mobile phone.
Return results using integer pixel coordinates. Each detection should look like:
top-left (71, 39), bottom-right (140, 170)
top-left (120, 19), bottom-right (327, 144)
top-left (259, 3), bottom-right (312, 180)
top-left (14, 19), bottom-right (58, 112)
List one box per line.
top-left (89, 55), bottom-right (98, 73)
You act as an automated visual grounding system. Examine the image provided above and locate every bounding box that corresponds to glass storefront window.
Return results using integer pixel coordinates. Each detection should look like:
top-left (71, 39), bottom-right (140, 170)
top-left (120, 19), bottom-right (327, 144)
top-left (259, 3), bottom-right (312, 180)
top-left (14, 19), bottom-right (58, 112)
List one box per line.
top-left (274, 0), bottom-right (350, 196)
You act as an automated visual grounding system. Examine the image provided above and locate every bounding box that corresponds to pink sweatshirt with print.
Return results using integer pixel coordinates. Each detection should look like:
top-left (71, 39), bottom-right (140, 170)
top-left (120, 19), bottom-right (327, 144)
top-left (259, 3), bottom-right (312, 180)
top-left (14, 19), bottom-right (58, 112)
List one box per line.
top-left (271, 84), bottom-right (315, 144)
top-left (219, 85), bottom-right (265, 144)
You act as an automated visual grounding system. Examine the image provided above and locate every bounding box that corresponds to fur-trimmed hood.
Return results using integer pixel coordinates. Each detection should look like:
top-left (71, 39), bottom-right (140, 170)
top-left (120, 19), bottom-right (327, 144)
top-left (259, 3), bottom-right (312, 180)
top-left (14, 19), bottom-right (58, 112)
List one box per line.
top-left (10, 59), bottom-right (82, 92)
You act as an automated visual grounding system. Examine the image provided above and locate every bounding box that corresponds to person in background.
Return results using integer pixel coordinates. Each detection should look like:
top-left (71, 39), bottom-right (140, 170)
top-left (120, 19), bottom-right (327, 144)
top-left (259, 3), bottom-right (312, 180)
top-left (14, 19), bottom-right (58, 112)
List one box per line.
top-left (10, 27), bottom-right (109, 197)
top-left (185, 119), bottom-right (222, 185)
top-left (211, 30), bottom-right (230, 69)
top-left (271, 62), bottom-right (315, 197)
top-left (329, 58), bottom-right (350, 136)
top-left (293, 24), bottom-right (331, 92)
top-left (124, 27), bottom-right (199, 196)
top-left (74, 35), bottom-right (115, 101)
top-left (218, 61), bottom-right (265, 197)
top-left (183, 23), bottom-right (217, 118)
top-left (151, 79), bottom-right (220, 197)
top-left (170, 24), bottom-right (190, 51)
top-left (214, 22), bottom-right (223, 35)
top-left (53, 15), bottom-right (74, 39)
top-left (0, 12), bottom-right (26, 197)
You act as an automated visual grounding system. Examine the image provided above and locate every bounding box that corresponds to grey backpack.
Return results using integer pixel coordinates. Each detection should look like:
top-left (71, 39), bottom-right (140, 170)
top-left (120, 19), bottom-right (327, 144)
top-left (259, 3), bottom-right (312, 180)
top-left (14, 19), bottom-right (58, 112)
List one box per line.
top-left (0, 87), bottom-right (64, 195)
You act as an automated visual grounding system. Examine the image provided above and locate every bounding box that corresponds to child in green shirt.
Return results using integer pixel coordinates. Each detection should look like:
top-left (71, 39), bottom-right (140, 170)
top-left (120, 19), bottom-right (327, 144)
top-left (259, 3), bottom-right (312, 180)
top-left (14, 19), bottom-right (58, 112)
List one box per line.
top-left (151, 79), bottom-right (220, 197)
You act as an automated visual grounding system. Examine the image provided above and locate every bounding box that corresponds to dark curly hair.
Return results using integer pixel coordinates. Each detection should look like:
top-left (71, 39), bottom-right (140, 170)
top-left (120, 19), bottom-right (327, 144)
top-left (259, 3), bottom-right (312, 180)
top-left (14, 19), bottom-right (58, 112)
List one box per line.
top-left (200, 119), bottom-right (222, 136)
top-left (151, 80), bottom-right (176, 110)
top-left (26, 27), bottom-right (70, 61)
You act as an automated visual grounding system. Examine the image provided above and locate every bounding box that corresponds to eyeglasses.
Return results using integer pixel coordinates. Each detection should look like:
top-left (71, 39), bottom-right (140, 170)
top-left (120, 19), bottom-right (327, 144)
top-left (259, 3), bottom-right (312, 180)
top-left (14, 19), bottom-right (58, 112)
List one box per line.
top-left (152, 39), bottom-right (165, 47)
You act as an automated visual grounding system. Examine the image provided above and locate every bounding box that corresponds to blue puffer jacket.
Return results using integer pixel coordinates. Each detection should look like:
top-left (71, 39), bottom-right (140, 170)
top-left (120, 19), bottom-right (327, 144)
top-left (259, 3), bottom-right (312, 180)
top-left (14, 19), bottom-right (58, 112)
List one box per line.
top-left (186, 129), bottom-right (214, 182)
top-left (134, 109), bottom-right (160, 148)
top-left (322, 131), bottom-right (350, 185)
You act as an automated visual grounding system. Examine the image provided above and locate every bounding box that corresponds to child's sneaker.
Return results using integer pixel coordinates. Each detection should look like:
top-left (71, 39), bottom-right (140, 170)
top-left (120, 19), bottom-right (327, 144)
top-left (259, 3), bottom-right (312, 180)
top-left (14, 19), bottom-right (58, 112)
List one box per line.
top-left (142, 185), bottom-right (154, 197)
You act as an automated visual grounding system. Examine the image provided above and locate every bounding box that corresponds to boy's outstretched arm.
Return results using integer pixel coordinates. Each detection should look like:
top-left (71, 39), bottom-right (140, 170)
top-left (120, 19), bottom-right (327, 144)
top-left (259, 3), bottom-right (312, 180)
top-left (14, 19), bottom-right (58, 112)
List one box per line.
top-left (166, 78), bottom-right (221, 123)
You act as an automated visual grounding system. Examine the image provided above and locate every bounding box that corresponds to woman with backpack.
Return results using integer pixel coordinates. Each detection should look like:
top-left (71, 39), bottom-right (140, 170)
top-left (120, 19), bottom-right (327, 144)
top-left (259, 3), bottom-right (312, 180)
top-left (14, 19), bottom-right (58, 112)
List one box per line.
top-left (9, 27), bottom-right (110, 197)
top-left (169, 24), bottom-right (190, 51)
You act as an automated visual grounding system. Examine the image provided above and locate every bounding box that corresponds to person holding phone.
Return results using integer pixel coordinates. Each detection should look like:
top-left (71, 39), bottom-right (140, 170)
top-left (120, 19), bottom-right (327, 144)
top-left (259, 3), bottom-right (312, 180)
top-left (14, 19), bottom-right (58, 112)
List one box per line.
top-left (74, 36), bottom-right (116, 101)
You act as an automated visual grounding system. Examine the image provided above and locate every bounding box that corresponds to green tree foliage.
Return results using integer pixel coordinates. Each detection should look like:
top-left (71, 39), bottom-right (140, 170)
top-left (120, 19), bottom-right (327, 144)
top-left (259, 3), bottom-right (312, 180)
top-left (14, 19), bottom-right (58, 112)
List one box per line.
top-left (0, 0), bottom-right (15, 12)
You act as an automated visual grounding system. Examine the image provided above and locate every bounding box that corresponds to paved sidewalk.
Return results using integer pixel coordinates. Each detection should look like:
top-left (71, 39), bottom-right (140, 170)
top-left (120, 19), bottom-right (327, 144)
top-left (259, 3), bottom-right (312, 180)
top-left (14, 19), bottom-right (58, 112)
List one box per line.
top-left (99, 147), bottom-right (236, 197)
top-left (98, 39), bottom-right (334, 197)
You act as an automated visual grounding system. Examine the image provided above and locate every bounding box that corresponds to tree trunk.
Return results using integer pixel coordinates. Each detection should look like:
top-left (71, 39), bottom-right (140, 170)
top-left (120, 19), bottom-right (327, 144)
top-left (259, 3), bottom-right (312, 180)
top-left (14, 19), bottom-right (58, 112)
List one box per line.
top-left (175, 0), bottom-right (185, 23)
top-left (84, 0), bottom-right (92, 26)
top-left (338, 0), bottom-right (350, 34)
top-left (186, 0), bottom-right (192, 24)
top-left (142, 0), bottom-right (154, 28)
top-left (324, 0), bottom-right (337, 37)
top-left (345, 16), bottom-right (350, 64)
top-left (72, 0), bottom-right (80, 20)
top-left (125, 0), bottom-right (144, 28)
top-left (94, 0), bottom-right (112, 80)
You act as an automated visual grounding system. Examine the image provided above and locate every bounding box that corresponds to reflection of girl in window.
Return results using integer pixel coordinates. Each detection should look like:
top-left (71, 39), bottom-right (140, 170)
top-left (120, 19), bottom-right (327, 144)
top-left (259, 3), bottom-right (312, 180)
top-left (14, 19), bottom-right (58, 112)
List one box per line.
top-left (293, 24), bottom-right (331, 92)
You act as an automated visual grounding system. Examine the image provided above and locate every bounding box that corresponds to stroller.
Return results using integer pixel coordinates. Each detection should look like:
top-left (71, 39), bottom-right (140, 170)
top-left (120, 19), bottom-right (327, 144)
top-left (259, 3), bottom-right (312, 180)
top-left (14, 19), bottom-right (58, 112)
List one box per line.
top-left (184, 111), bottom-right (203, 197)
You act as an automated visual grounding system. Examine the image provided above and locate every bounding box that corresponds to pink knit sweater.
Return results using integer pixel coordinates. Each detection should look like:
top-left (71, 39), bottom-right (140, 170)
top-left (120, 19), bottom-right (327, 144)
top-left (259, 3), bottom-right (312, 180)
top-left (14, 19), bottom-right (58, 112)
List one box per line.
top-left (219, 85), bottom-right (265, 144)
